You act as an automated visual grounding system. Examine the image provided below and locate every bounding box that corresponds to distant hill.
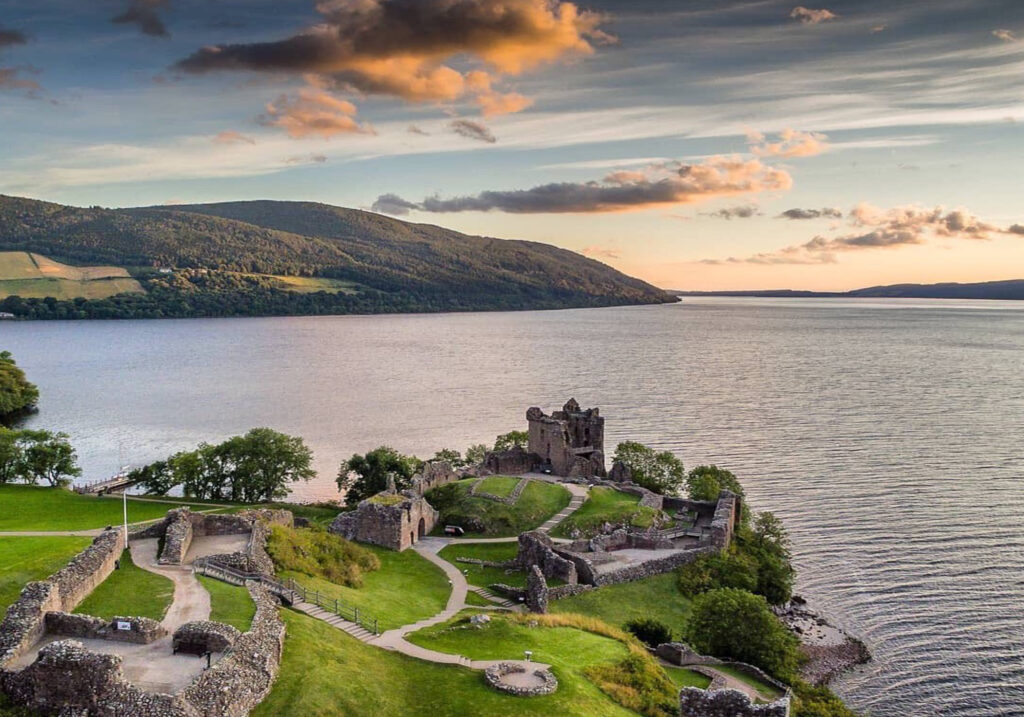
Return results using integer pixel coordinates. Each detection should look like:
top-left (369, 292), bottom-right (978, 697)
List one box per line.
top-left (676, 280), bottom-right (1024, 301)
top-left (0, 195), bottom-right (676, 320)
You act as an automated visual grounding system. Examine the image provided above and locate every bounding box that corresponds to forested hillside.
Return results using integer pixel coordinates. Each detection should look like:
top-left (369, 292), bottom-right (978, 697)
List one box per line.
top-left (0, 196), bottom-right (675, 320)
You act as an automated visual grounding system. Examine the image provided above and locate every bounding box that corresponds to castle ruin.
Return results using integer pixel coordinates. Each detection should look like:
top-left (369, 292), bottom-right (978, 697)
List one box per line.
top-left (527, 398), bottom-right (606, 478)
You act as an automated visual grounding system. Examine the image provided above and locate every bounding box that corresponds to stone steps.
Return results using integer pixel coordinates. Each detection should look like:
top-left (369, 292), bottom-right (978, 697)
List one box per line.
top-left (473, 588), bottom-right (518, 609)
top-left (294, 601), bottom-right (376, 642)
top-left (539, 495), bottom-right (586, 533)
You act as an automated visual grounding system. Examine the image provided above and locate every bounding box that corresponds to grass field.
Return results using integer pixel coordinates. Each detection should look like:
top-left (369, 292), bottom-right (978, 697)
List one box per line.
top-left (276, 544), bottom-right (449, 631)
top-left (0, 536), bottom-right (91, 614)
top-left (715, 663), bottom-right (784, 700)
top-left (74, 549), bottom-right (174, 621)
top-left (550, 487), bottom-right (662, 538)
top-left (199, 576), bottom-right (256, 632)
top-left (268, 275), bottom-right (360, 294)
top-left (0, 485), bottom-right (223, 531)
top-left (0, 251), bottom-right (143, 300)
top-left (427, 479), bottom-right (571, 538)
top-left (437, 543), bottom-right (524, 588)
top-left (664, 666), bottom-right (713, 690)
top-left (254, 610), bottom-right (635, 717)
top-left (475, 476), bottom-right (520, 498)
top-left (550, 572), bottom-right (692, 638)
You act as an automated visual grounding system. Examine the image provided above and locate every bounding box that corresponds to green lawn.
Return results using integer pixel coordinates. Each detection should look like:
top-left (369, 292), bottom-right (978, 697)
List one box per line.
top-left (199, 576), bottom-right (256, 632)
top-left (664, 666), bottom-right (712, 690)
top-left (73, 549), bottom-right (173, 621)
top-left (277, 544), bottom-right (450, 631)
top-left (0, 485), bottom-right (221, 532)
top-left (427, 479), bottom-right (571, 538)
top-left (0, 536), bottom-right (91, 614)
top-left (463, 591), bottom-right (493, 607)
top-left (438, 543), bottom-right (525, 588)
top-left (550, 487), bottom-right (662, 538)
top-left (475, 476), bottom-right (520, 498)
top-left (255, 610), bottom-right (635, 717)
top-left (715, 664), bottom-right (784, 700)
top-left (550, 573), bottom-right (692, 639)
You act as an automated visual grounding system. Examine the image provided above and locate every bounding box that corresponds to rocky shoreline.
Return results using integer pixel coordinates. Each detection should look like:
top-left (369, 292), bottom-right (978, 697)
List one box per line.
top-left (775, 596), bottom-right (871, 686)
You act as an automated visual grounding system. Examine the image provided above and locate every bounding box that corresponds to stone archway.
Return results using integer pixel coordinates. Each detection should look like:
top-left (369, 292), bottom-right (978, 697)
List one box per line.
top-left (417, 517), bottom-right (426, 539)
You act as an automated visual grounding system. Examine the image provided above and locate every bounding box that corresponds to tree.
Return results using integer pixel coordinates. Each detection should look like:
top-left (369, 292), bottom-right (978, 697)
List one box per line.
top-left (493, 431), bottom-right (528, 452)
top-left (337, 446), bottom-right (422, 506)
top-left (0, 351), bottom-right (39, 418)
top-left (18, 430), bottom-right (82, 487)
top-left (686, 588), bottom-right (801, 680)
top-left (130, 460), bottom-right (176, 495)
top-left (464, 443), bottom-right (488, 466)
top-left (0, 428), bottom-right (22, 484)
top-left (612, 441), bottom-right (685, 495)
top-left (686, 465), bottom-right (745, 502)
top-left (741, 511), bottom-right (795, 605)
top-left (431, 448), bottom-right (464, 468)
top-left (229, 428), bottom-right (315, 502)
top-left (624, 618), bottom-right (674, 647)
top-left (676, 550), bottom-right (759, 597)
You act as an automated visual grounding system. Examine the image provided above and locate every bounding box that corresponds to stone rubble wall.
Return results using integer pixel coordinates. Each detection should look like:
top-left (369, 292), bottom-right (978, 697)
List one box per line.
top-left (172, 621), bottom-right (241, 654)
top-left (515, 532), bottom-right (577, 585)
top-left (329, 495), bottom-right (437, 552)
top-left (406, 461), bottom-right (463, 497)
top-left (200, 518), bottom-right (277, 577)
top-left (656, 642), bottom-right (723, 667)
top-left (590, 480), bottom-right (664, 510)
top-left (159, 510), bottom-right (194, 565)
top-left (709, 491), bottom-right (740, 549)
top-left (484, 663), bottom-right (558, 697)
top-left (591, 546), bottom-right (715, 587)
top-left (470, 477), bottom-right (531, 505)
top-left (524, 566), bottom-right (549, 613)
top-left (0, 529), bottom-right (123, 669)
top-left (44, 613), bottom-right (165, 645)
top-left (482, 447), bottom-right (539, 476)
top-left (151, 507), bottom-right (292, 567)
top-left (679, 687), bottom-right (790, 717)
top-left (547, 584), bottom-right (594, 600)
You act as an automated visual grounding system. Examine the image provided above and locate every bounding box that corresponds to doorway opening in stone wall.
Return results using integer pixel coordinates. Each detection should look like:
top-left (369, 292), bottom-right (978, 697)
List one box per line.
top-left (417, 517), bottom-right (426, 539)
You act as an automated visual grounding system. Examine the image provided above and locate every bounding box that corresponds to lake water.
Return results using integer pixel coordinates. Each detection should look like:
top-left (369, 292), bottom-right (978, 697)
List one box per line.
top-left (3, 298), bottom-right (1023, 715)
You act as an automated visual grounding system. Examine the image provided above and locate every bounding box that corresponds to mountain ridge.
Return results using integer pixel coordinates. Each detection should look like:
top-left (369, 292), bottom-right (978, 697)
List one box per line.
top-left (675, 279), bottom-right (1024, 301)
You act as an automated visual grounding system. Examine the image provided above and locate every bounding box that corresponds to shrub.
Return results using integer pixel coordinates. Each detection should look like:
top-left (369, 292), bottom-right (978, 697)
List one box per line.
top-left (612, 441), bottom-right (685, 495)
top-left (624, 618), bottom-right (674, 647)
top-left (676, 550), bottom-right (759, 597)
top-left (585, 653), bottom-right (678, 717)
top-left (791, 680), bottom-right (861, 717)
top-left (686, 465), bottom-right (745, 504)
top-left (266, 524), bottom-right (380, 588)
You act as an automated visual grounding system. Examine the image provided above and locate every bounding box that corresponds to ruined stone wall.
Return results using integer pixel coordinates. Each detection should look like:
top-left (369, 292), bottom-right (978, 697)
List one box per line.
top-left (159, 509), bottom-right (194, 565)
top-left (483, 447), bottom-right (538, 475)
top-left (329, 495), bottom-right (437, 551)
top-left (548, 584), bottom-right (594, 600)
top-left (709, 491), bottom-right (740, 549)
top-left (44, 613), bottom-right (165, 645)
top-left (0, 529), bottom-right (123, 669)
top-left (407, 461), bottom-right (462, 496)
top-left (515, 532), bottom-right (577, 584)
top-left (172, 621), bottom-right (240, 654)
top-left (590, 480), bottom-right (664, 510)
top-left (590, 546), bottom-right (716, 587)
top-left (679, 688), bottom-right (790, 717)
top-left (524, 566), bottom-right (549, 613)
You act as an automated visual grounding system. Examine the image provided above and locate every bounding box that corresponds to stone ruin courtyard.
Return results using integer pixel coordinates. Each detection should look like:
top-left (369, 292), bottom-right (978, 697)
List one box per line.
top-left (0, 400), bottom-right (790, 717)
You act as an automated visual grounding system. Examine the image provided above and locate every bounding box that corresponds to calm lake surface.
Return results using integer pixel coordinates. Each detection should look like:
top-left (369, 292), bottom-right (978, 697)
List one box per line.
top-left (3, 298), bottom-right (1023, 715)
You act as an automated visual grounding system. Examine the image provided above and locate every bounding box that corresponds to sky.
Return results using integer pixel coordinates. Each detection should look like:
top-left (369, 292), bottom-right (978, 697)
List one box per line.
top-left (1, 0), bottom-right (1023, 291)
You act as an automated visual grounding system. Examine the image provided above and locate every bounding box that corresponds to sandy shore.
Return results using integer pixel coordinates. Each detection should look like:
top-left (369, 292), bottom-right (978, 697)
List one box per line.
top-left (775, 596), bottom-right (871, 686)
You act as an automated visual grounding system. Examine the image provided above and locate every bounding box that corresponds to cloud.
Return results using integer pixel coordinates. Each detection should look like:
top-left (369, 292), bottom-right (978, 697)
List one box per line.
top-left (112, 0), bottom-right (170, 38)
top-left (870, 24), bottom-right (887, 34)
top-left (992, 29), bottom-right (1018, 43)
top-left (259, 83), bottom-right (373, 138)
top-left (713, 203), bottom-right (1012, 264)
top-left (778, 207), bottom-right (843, 220)
top-left (371, 193), bottom-right (420, 216)
top-left (748, 128), bottom-right (829, 158)
top-left (581, 246), bottom-right (619, 260)
top-left (0, 67), bottom-right (41, 93)
top-left (285, 153), bottom-right (328, 164)
top-left (213, 130), bottom-right (255, 145)
top-left (790, 6), bottom-right (837, 25)
top-left (407, 125), bottom-right (430, 136)
top-left (0, 28), bottom-right (27, 48)
top-left (174, 0), bottom-right (610, 118)
top-left (450, 119), bottom-right (496, 143)
top-left (701, 205), bottom-right (761, 220)
top-left (1008, 224), bottom-right (1024, 235)
top-left (375, 155), bottom-right (792, 215)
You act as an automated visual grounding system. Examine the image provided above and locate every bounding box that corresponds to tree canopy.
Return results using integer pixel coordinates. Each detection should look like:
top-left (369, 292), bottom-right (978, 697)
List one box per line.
top-left (612, 441), bottom-right (685, 494)
top-left (0, 352), bottom-right (39, 418)
top-left (686, 465), bottom-right (746, 503)
top-left (337, 446), bottom-right (423, 506)
top-left (0, 429), bottom-right (82, 487)
top-left (493, 431), bottom-right (528, 452)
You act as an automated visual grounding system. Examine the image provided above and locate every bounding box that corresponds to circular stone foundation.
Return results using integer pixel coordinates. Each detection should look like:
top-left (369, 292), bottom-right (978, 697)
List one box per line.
top-left (484, 663), bottom-right (558, 696)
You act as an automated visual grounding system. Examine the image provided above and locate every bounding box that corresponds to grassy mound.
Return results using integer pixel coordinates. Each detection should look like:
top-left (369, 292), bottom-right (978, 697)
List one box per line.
top-left (426, 478), bottom-right (571, 537)
top-left (74, 549), bottom-right (174, 621)
top-left (267, 524), bottom-right (379, 588)
top-left (276, 543), bottom-right (449, 631)
top-left (550, 487), bottom-right (662, 538)
top-left (475, 476), bottom-right (520, 498)
top-left (437, 543), bottom-right (523, 588)
top-left (0, 536), bottom-right (91, 614)
top-left (199, 576), bottom-right (256, 632)
top-left (550, 573), bottom-right (692, 638)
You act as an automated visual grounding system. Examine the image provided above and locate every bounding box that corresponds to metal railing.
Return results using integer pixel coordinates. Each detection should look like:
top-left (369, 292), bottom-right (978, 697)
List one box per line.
top-left (193, 558), bottom-right (379, 635)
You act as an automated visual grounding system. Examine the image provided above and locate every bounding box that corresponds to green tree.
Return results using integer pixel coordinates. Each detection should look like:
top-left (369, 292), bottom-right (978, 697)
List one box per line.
top-left (464, 443), bottom-right (488, 466)
top-left (228, 428), bottom-right (315, 502)
top-left (337, 446), bottom-right (422, 506)
top-left (739, 511), bottom-right (795, 605)
top-left (624, 618), bottom-right (674, 647)
top-left (130, 460), bottom-right (176, 495)
top-left (612, 441), bottom-right (685, 494)
top-left (686, 465), bottom-right (745, 502)
top-left (0, 351), bottom-right (39, 418)
top-left (18, 430), bottom-right (82, 487)
top-left (493, 431), bottom-right (528, 452)
top-left (431, 448), bottom-right (464, 468)
top-left (676, 550), bottom-right (759, 597)
top-left (687, 588), bottom-right (801, 679)
top-left (0, 428), bottom-right (23, 484)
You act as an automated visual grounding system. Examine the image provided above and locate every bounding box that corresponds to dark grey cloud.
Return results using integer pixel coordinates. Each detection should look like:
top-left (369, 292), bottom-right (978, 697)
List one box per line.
top-left (113, 0), bottom-right (170, 38)
top-left (0, 28), bottom-right (27, 48)
top-left (778, 207), bottom-right (843, 220)
top-left (450, 119), bottom-right (496, 143)
top-left (701, 205), bottom-right (761, 220)
top-left (1008, 224), bottom-right (1024, 235)
top-left (371, 194), bottom-right (420, 216)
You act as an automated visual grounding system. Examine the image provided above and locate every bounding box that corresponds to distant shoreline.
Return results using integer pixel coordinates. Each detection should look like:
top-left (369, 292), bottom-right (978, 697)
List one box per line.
top-left (673, 278), bottom-right (1024, 302)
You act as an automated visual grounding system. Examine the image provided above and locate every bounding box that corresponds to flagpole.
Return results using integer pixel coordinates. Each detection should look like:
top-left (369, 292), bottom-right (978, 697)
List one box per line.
top-left (123, 489), bottom-right (129, 550)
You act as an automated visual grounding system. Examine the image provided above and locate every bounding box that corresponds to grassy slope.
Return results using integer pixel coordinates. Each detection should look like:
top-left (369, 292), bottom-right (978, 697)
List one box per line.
top-left (429, 479), bottom-right (571, 538)
top-left (276, 544), bottom-right (449, 631)
top-left (0, 485), bottom-right (219, 531)
top-left (664, 666), bottom-right (712, 690)
top-left (255, 610), bottom-right (635, 717)
top-left (0, 536), bottom-right (91, 614)
top-left (475, 476), bottom-right (520, 498)
top-left (198, 576), bottom-right (256, 632)
top-left (0, 251), bottom-right (142, 300)
top-left (74, 549), bottom-right (174, 621)
top-left (550, 487), bottom-right (661, 538)
top-left (438, 543), bottom-right (524, 589)
top-left (550, 573), bottom-right (693, 639)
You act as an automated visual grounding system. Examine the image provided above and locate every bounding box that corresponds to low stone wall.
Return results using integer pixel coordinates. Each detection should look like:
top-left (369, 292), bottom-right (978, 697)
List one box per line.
top-left (159, 510), bottom-right (193, 565)
top-left (0, 529), bottom-right (123, 669)
top-left (483, 447), bottom-right (539, 476)
top-left (656, 642), bottom-right (723, 667)
top-left (524, 566), bottom-right (548, 613)
top-left (151, 507), bottom-right (291, 568)
top-left (484, 663), bottom-right (558, 697)
top-left (515, 532), bottom-right (577, 585)
top-left (568, 528), bottom-right (674, 554)
top-left (548, 583), bottom-right (593, 600)
top-left (590, 480), bottom-right (664, 510)
top-left (44, 613), bottom-right (165, 645)
top-left (172, 621), bottom-right (240, 654)
top-left (471, 477), bottom-right (531, 505)
top-left (590, 546), bottom-right (715, 587)
top-left (679, 688), bottom-right (790, 717)
top-left (201, 519), bottom-right (276, 577)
